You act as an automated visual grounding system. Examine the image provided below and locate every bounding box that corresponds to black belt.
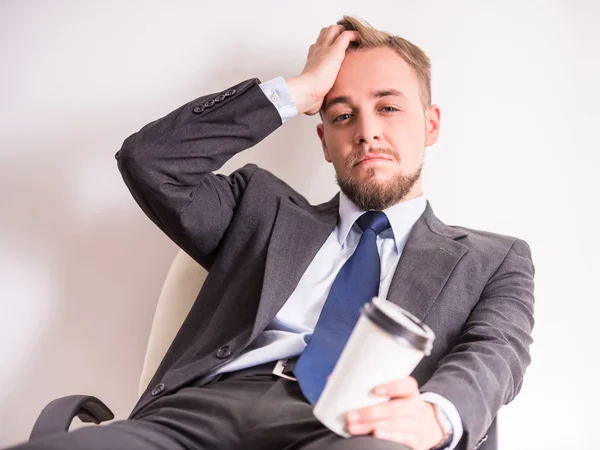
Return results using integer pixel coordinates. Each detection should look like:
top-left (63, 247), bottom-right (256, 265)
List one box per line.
top-left (219, 357), bottom-right (298, 382)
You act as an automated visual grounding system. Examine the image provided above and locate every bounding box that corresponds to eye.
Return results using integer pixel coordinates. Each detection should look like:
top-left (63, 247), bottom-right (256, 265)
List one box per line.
top-left (381, 106), bottom-right (399, 112)
top-left (333, 113), bottom-right (353, 123)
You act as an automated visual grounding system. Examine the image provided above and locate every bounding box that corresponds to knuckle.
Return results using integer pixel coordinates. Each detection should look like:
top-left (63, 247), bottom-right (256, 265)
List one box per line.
top-left (407, 376), bottom-right (419, 391)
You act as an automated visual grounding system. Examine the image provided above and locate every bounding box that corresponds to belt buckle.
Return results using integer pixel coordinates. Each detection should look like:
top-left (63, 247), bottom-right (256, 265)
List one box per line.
top-left (272, 358), bottom-right (297, 381)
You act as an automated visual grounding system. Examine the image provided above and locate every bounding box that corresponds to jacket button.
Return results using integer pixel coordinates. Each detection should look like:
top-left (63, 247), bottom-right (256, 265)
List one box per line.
top-left (193, 105), bottom-right (205, 114)
top-left (203, 99), bottom-right (215, 108)
top-left (214, 95), bottom-right (225, 102)
top-left (216, 345), bottom-right (231, 359)
top-left (224, 89), bottom-right (236, 97)
top-left (151, 383), bottom-right (165, 396)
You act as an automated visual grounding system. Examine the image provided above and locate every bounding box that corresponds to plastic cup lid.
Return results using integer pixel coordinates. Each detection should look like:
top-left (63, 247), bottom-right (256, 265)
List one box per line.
top-left (362, 297), bottom-right (435, 353)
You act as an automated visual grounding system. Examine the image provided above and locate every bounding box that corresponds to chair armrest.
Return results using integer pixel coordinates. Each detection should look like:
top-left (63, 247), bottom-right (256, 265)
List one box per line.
top-left (30, 395), bottom-right (114, 440)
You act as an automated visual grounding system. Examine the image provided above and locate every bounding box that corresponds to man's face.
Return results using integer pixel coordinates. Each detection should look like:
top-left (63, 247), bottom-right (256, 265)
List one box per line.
top-left (317, 46), bottom-right (440, 210)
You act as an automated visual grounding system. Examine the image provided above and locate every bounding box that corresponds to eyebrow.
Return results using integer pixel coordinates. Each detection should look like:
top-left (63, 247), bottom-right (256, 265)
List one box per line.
top-left (323, 89), bottom-right (406, 112)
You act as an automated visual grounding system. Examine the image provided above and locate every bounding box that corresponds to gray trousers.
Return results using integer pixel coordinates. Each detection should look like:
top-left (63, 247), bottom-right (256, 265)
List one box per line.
top-left (10, 368), bottom-right (410, 450)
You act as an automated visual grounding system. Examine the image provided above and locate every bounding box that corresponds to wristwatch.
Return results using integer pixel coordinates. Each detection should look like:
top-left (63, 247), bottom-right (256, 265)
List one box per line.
top-left (430, 403), bottom-right (454, 450)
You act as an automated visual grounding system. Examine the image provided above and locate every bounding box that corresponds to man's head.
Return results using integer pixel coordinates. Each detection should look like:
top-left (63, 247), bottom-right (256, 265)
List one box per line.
top-left (316, 16), bottom-right (441, 211)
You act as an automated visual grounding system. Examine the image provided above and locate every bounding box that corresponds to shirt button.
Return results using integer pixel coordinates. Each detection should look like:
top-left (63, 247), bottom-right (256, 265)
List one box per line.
top-left (216, 345), bottom-right (232, 359)
top-left (151, 383), bottom-right (165, 396)
top-left (270, 92), bottom-right (279, 102)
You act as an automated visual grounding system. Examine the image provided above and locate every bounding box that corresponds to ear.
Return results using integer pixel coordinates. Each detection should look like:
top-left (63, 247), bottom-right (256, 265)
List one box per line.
top-left (424, 104), bottom-right (441, 147)
top-left (316, 123), bottom-right (332, 162)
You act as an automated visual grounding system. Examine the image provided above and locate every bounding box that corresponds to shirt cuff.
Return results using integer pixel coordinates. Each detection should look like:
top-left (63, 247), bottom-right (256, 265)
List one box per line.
top-left (259, 76), bottom-right (298, 123)
top-left (420, 392), bottom-right (463, 450)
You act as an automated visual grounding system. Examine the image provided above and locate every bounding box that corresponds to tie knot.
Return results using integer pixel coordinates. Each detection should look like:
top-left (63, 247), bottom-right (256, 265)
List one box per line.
top-left (356, 211), bottom-right (390, 235)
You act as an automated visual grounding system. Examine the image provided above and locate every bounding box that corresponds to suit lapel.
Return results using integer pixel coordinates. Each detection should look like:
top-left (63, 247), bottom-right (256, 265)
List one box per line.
top-left (387, 203), bottom-right (469, 321)
top-left (250, 194), bottom-right (339, 340)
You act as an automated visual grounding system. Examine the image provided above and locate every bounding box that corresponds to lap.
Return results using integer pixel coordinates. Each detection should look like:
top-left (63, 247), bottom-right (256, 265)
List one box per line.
top-left (11, 373), bottom-right (409, 450)
top-left (8, 420), bottom-right (184, 450)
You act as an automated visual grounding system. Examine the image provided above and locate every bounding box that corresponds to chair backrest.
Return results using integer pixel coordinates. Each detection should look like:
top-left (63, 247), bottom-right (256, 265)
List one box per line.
top-left (139, 249), bottom-right (208, 395)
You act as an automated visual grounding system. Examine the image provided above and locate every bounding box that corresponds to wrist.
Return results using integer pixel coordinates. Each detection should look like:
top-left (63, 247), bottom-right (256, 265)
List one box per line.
top-left (428, 402), bottom-right (454, 450)
top-left (284, 76), bottom-right (319, 115)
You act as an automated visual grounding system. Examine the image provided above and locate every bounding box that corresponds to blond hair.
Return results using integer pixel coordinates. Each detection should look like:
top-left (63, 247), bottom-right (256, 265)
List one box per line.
top-left (337, 16), bottom-right (432, 108)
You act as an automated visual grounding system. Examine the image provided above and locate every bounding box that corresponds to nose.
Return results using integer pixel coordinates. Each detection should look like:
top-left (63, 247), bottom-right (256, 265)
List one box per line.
top-left (354, 112), bottom-right (383, 147)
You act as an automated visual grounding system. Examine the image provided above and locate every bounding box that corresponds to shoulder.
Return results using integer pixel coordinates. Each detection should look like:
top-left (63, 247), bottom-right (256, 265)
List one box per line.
top-left (231, 163), bottom-right (310, 204)
top-left (443, 224), bottom-right (534, 274)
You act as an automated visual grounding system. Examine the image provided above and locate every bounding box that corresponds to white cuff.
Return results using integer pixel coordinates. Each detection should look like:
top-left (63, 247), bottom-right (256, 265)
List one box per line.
top-left (259, 76), bottom-right (298, 123)
top-left (420, 392), bottom-right (463, 450)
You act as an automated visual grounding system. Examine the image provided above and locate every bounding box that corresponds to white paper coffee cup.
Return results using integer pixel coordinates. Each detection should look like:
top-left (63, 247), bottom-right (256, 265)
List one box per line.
top-left (312, 296), bottom-right (435, 437)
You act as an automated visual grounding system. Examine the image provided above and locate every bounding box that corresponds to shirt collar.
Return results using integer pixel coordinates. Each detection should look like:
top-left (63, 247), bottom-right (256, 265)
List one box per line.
top-left (337, 191), bottom-right (428, 253)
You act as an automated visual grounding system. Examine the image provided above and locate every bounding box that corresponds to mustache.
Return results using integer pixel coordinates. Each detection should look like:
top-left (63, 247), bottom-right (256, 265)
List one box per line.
top-left (345, 147), bottom-right (400, 169)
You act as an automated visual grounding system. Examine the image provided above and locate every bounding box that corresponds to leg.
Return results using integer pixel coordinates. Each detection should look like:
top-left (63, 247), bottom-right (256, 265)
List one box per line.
top-left (5, 420), bottom-right (187, 450)
top-left (241, 376), bottom-right (411, 450)
top-left (298, 432), bottom-right (412, 450)
top-left (8, 372), bottom-right (275, 450)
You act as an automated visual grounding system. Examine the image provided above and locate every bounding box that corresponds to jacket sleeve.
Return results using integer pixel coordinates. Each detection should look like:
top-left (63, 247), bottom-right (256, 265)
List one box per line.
top-left (115, 78), bottom-right (282, 269)
top-left (420, 239), bottom-right (535, 450)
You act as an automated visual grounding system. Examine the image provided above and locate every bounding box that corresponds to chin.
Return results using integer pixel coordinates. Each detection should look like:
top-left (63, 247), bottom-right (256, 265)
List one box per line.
top-left (356, 167), bottom-right (393, 184)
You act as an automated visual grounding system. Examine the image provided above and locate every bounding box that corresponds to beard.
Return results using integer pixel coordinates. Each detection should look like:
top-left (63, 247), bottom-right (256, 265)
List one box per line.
top-left (336, 148), bottom-right (423, 211)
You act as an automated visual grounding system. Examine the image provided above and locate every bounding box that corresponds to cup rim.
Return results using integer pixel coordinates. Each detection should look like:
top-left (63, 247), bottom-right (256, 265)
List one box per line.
top-left (361, 299), bottom-right (434, 353)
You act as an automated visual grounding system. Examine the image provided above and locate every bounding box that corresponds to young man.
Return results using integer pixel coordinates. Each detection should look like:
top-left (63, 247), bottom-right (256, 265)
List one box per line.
top-left (12, 16), bottom-right (534, 450)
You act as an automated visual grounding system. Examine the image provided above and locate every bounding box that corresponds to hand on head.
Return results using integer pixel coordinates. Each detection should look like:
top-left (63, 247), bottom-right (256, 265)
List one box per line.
top-left (286, 25), bottom-right (358, 116)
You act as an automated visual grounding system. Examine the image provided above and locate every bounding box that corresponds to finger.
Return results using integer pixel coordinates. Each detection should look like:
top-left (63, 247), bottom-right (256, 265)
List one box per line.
top-left (346, 419), bottom-right (375, 436)
top-left (332, 30), bottom-right (359, 51)
top-left (372, 417), bottom-right (418, 433)
top-left (348, 417), bottom-right (416, 436)
top-left (346, 398), bottom-right (419, 425)
top-left (316, 25), bottom-right (339, 44)
top-left (322, 24), bottom-right (347, 46)
top-left (373, 377), bottom-right (419, 398)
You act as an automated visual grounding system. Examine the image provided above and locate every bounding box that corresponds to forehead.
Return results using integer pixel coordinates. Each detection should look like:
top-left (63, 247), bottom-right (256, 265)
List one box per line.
top-left (325, 47), bottom-right (421, 105)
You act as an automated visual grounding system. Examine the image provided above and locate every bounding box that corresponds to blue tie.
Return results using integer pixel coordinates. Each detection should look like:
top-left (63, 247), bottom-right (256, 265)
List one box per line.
top-left (294, 211), bottom-right (391, 404)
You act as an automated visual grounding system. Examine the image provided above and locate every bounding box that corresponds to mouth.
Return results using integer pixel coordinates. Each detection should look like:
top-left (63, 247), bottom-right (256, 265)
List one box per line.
top-left (354, 154), bottom-right (394, 167)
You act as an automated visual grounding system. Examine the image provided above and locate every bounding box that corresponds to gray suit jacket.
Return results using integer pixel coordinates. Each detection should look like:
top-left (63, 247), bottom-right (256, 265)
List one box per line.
top-left (116, 78), bottom-right (535, 450)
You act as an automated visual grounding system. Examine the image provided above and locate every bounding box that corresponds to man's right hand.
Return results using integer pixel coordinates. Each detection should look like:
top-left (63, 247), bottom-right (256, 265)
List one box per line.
top-left (286, 25), bottom-right (359, 116)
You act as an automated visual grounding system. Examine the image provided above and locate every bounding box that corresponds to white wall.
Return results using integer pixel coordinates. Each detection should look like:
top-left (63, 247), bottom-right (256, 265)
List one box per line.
top-left (1, 0), bottom-right (598, 448)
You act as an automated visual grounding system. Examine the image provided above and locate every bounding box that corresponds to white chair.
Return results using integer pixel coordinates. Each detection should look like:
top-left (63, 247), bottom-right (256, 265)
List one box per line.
top-left (29, 249), bottom-right (207, 440)
top-left (138, 249), bottom-right (208, 396)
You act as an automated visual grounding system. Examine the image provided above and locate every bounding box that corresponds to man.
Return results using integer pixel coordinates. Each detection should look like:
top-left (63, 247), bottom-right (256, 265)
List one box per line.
top-left (11, 16), bottom-right (534, 450)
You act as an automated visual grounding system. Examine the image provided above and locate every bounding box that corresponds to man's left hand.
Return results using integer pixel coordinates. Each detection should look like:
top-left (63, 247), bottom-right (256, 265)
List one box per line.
top-left (345, 376), bottom-right (444, 450)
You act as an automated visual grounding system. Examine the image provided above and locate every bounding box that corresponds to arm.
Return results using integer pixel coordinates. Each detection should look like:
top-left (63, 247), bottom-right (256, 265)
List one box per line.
top-left (115, 78), bottom-right (282, 269)
top-left (116, 26), bottom-right (359, 270)
top-left (421, 238), bottom-right (535, 449)
top-left (346, 239), bottom-right (534, 450)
